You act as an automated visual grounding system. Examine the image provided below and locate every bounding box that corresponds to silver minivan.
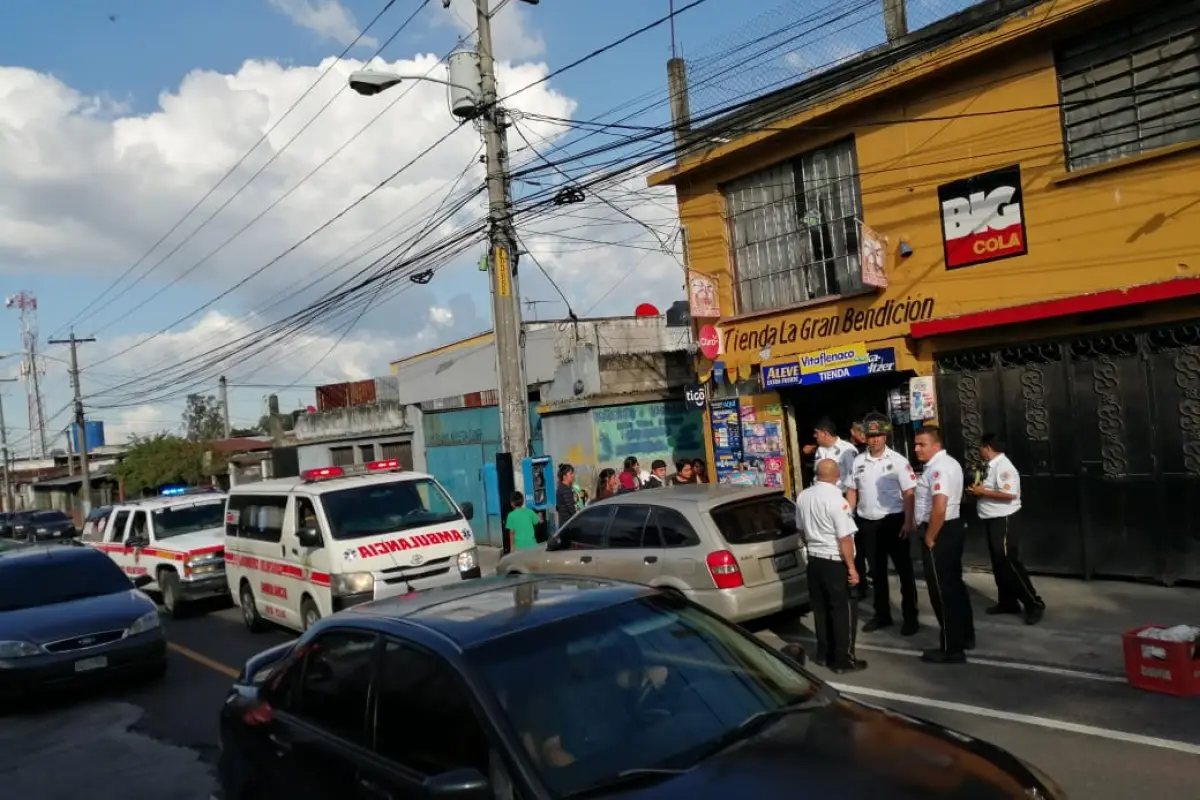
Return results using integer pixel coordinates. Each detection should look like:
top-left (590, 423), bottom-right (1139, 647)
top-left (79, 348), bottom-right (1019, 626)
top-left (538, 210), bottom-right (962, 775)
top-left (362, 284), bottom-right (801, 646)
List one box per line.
top-left (496, 485), bottom-right (808, 623)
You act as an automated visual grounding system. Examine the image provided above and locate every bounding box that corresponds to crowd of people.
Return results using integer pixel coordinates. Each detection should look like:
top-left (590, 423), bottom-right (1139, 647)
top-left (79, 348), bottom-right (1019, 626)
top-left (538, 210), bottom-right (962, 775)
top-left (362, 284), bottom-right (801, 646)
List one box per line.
top-left (796, 413), bottom-right (1045, 675)
top-left (552, 456), bottom-right (708, 521)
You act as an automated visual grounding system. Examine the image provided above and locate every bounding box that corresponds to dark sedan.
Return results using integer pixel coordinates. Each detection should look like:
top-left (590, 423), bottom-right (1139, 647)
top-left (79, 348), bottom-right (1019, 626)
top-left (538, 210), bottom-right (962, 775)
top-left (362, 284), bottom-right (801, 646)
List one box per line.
top-left (0, 545), bottom-right (167, 699)
top-left (218, 575), bottom-right (1065, 800)
top-left (12, 509), bottom-right (77, 542)
top-left (0, 510), bottom-right (35, 538)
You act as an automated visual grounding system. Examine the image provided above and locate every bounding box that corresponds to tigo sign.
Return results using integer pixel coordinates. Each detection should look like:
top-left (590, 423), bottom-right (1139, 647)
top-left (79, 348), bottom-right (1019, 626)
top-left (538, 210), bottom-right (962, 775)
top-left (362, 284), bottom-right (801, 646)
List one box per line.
top-left (763, 347), bottom-right (897, 389)
top-left (938, 165), bottom-right (1028, 270)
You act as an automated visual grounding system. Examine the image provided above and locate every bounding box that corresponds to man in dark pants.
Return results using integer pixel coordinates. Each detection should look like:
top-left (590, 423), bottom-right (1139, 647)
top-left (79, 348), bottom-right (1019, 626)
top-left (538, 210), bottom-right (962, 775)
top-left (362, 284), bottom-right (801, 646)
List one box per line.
top-left (913, 426), bottom-right (975, 664)
top-left (796, 459), bottom-right (866, 674)
top-left (968, 433), bottom-right (1046, 625)
top-left (846, 413), bottom-right (920, 636)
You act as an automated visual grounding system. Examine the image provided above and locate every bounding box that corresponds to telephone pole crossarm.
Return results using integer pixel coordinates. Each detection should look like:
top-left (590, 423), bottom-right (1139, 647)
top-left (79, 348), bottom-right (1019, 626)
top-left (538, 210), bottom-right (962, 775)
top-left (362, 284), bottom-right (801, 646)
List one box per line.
top-left (48, 334), bottom-right (97, 515)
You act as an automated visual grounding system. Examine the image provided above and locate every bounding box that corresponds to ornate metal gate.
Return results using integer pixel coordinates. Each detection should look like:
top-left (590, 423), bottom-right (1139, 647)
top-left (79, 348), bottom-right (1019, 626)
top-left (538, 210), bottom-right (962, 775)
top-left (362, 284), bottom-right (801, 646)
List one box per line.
top-left (935, 322), bottom-right (1200, 584)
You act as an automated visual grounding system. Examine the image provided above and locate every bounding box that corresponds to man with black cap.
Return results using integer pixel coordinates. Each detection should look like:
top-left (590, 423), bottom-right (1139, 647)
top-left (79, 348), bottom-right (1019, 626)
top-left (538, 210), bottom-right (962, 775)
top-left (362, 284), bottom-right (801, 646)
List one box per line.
top-left (846, 413), bottom-right (920, 636)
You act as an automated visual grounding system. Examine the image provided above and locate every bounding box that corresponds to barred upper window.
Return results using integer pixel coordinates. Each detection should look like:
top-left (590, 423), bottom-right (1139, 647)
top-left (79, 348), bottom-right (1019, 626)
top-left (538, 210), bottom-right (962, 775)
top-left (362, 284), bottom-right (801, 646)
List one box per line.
top-left (1057, 0), bottom-right (1200, 171)
top-left (724, 138), bottom-right (864, 315)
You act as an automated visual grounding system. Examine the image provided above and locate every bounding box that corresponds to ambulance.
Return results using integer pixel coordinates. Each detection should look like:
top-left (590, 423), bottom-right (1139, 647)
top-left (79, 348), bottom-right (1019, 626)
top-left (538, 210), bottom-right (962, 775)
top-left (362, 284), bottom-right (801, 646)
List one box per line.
top-left (82, 488), bottom-right (229, 617)
top-left (224, 459), bottom-right (480, 634)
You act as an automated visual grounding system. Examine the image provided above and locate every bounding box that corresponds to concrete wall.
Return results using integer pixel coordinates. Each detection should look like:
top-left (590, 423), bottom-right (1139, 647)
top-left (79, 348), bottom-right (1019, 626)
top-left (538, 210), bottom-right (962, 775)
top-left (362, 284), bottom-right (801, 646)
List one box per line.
top-left (293, 402), bottom-right (426, 473)
top-left (543, 409), bottom-right (597, 496)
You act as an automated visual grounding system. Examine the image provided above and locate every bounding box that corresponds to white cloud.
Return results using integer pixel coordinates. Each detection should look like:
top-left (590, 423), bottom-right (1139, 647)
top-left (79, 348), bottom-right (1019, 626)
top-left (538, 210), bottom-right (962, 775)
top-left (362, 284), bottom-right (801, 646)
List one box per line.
top-left (112, 405), bottom-right (173, 440)
top-left (439, 0), bottom-right (546, 61)
top-left (268, 0), bottom-right (379, 49)
top-left (0, 12), bottom-right (683, 444)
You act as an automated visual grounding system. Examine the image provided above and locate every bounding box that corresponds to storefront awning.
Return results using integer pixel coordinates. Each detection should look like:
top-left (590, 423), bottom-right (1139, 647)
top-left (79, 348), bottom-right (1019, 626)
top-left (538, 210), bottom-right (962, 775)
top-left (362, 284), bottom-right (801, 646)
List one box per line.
top-left (910, 277), bottom-right (1200, 339)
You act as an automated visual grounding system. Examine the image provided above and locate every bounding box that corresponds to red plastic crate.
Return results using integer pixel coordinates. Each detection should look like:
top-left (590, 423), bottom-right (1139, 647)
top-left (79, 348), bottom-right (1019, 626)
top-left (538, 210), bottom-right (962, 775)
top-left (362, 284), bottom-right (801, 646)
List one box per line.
top-left (1121, 626), bottom-right (1200, 697)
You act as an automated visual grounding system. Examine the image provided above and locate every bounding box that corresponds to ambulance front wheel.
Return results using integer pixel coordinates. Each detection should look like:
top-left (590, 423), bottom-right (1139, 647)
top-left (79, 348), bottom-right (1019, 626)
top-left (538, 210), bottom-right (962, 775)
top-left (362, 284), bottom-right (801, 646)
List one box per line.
top-left (301, 597), bottom-right (321, 632)
top-left (160, 571), bottom-right (187, 618)
top-left (240, 581), bottom-right (268, 633)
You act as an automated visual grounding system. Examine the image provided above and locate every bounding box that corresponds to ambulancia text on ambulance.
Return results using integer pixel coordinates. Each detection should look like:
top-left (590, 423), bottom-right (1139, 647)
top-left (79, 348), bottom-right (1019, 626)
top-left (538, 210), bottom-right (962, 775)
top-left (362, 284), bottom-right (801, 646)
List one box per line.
top-left (223, 459), bottom-right (480, 634)
top-left (80, 487), bottom-right (229, 617)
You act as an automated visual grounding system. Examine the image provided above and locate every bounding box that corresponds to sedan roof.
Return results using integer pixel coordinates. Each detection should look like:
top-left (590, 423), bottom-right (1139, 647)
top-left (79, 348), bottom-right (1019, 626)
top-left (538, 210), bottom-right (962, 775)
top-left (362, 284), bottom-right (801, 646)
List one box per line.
top-left (346, 574), bottom-right (657, 647)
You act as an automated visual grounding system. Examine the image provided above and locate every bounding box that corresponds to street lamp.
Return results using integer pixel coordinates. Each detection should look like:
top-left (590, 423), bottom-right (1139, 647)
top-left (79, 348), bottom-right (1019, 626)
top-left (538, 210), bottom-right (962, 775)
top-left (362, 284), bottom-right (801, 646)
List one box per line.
top-left (348, 66), bottom-right (483, 119)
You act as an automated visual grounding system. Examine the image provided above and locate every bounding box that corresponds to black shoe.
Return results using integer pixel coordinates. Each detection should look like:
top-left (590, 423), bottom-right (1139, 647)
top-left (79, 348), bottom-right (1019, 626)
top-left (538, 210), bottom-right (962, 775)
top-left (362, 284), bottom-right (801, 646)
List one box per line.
top-left (862, 618), bottom-right (893, 633)
top-left (1024, 605), bottom-right (1045, 626)
top-left (964, 638), bottom-right (976, 651)
top-left (921, 649), bottom-right (967, 664)
top-left (831, 659), bottom-right (868, 674)
top-left (985, 604), bottom-right (1021, 616)
top-left (900, 620), bottom-right (920, 636)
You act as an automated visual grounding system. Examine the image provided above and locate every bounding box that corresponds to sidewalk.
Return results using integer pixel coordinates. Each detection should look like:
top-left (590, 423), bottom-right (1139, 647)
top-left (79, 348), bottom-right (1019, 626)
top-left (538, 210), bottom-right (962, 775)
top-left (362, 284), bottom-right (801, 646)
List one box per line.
top-left (803, 570), bottom-right (1200, 676)
top-left (477, 544), bottom-right (1197, 675)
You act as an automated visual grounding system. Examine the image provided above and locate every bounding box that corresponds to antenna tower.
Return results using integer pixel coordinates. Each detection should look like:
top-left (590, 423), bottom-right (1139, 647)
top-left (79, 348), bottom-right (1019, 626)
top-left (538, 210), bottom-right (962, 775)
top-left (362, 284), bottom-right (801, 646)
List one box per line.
top-left (4, 292), bottom-right (48, 458)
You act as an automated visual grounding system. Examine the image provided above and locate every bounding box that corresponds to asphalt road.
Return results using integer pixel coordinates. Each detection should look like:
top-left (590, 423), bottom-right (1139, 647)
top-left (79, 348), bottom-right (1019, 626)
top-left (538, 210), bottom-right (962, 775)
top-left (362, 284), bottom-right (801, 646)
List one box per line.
top-left (4, 598), bottom-right (1199, 799)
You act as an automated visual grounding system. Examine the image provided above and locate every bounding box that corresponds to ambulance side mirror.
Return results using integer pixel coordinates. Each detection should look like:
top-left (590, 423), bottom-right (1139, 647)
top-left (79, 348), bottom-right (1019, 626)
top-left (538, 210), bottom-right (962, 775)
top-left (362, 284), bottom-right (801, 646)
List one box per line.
top-left (297, 526), bottom-right (322, 548)
top-left (459, 501), bottom-right (474, 521)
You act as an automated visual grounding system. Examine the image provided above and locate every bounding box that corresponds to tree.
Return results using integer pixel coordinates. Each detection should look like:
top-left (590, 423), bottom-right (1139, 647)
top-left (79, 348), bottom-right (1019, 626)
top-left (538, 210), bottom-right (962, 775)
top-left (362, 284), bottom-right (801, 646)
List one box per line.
top-left (115, 434), bottom-right (210, 496)
top-left (183, 393), bottom-right (225, 441)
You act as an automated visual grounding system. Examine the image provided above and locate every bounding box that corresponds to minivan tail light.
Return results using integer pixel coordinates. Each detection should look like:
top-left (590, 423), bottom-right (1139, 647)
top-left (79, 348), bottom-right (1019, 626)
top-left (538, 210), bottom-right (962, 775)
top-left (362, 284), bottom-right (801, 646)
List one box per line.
top-left (706, 550), bottom-right (744, 589)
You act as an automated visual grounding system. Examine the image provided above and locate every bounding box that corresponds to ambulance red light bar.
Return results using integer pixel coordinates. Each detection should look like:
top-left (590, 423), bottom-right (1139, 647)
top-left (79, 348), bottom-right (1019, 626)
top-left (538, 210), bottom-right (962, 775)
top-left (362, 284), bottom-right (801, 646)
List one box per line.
top-left (301, 466), bottom-right (345, 482)
top-left (301, 459), bottom-right (404, 483)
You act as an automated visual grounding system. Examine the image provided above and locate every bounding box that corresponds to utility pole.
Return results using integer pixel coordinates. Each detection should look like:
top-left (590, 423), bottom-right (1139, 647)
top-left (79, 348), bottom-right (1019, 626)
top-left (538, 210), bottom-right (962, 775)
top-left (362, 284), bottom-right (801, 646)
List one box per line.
top-left (48, 333), bottom-right (97, 515)
top-left (0, 378), bottom-right (15, 512)
top-left (218, 375), bottom-right (232, 439)
top-left (475, 0), bottom-right (532, 472)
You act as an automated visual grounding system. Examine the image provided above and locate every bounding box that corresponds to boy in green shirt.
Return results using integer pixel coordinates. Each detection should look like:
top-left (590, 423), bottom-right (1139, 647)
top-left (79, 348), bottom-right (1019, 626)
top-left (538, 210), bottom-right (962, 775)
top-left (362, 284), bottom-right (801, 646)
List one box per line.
top-left (505, 491), bottom-right (541, 552)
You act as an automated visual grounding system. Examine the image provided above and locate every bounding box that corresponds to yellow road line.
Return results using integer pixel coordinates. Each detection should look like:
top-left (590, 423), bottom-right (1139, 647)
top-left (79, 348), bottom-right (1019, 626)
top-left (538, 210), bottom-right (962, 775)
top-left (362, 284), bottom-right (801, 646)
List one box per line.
top-left (168, 641), bottom-right (239, 679)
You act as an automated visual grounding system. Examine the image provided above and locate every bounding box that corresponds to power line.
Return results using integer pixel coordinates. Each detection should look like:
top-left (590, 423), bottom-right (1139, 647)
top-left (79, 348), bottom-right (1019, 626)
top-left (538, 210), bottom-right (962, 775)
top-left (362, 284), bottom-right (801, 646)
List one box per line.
top-left (52, 0), bottom-right (408, 339)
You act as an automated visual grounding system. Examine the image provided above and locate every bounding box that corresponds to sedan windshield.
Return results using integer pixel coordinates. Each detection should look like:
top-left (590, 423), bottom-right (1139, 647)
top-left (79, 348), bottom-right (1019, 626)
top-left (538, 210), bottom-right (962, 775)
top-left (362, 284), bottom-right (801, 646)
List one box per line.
top-left (320, 479), bottom-right (462, 540)
top-left (32, 511), bottom-right (71, 525)
top-left (0, 553), bottom-right (132, 612)
top-left (152, 501), bottom-right (226, 539)
top-left (469, 595), bottom-right (817, 798)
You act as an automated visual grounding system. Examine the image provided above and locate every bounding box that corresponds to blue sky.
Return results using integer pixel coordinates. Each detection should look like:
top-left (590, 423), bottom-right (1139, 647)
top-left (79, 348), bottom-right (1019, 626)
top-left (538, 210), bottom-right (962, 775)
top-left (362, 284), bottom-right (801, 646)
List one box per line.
top-left (0, 0), bottom-right (974, 449)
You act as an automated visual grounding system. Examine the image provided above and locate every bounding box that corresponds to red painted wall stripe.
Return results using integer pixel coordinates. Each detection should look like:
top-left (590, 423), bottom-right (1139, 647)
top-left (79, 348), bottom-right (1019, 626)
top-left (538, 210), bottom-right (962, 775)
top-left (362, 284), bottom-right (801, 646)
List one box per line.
top-left (909, 277), bottom-right (1200, 339)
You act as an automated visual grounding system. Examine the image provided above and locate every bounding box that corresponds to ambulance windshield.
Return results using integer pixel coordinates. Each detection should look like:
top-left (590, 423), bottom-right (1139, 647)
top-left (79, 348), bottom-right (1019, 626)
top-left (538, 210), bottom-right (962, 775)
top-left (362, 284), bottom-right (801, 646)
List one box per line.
top-left (153, 501), bottom-right (226, 539)
top-left (320, 478), bottom-right (462, 540)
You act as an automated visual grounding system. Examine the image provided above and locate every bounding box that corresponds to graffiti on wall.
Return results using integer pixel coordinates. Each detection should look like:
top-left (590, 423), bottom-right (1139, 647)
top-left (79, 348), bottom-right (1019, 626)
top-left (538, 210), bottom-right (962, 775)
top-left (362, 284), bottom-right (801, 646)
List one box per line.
top-left (594, 401), bottom-right (704, 467)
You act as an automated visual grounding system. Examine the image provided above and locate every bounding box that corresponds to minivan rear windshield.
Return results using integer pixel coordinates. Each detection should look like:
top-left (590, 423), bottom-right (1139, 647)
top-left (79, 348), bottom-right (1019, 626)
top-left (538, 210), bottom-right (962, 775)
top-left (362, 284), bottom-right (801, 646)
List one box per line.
top-left (709, 495), bottom-right (798, 545)
top-left (321, 478), bottom-right (463, 540)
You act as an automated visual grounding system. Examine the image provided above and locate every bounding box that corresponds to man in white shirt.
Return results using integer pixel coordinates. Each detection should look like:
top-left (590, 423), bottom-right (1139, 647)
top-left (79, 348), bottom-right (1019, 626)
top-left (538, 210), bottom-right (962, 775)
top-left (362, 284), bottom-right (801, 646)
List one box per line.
top-left (968, 433), bottom-right (1045, 625)
top-left (807, 418), bottom-right (863, 596)
top-left (847, 413), bottom-right (920, 636)
top-left (913, 425), bottom-right (975, 664)
top-left (795, 459), bottom-right (866, 674)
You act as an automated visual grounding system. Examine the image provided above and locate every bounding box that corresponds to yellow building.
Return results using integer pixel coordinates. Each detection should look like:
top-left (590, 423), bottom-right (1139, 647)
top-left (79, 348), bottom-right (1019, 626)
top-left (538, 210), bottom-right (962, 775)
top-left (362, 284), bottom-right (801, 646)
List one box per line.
top-left (650, 0), bottom-right (1200, 583)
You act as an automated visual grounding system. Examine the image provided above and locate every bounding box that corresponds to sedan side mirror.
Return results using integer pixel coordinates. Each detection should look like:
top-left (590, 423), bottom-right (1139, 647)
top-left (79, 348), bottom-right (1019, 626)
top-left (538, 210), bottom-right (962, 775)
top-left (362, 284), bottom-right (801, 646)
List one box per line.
top-left (545, 534), bottom-right (564, 552)
top-left (424, 768), bottom-right (492, 800)
top-left (296, 526), bottom-right (322, 549)
top-left (459, 501), bottom-right (474, 521)
top-left (132, 575), bottom-right (154, 590)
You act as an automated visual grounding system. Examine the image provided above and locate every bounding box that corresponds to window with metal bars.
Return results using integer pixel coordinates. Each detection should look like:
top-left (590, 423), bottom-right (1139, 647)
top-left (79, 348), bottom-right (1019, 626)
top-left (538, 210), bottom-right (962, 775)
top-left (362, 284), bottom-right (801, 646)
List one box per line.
top-left (329, 446), bottom-right (354, 467)
top-left (1056, 0), bottom-right (1200, 171)
top-left (723, 138), bottom-right (864, 314)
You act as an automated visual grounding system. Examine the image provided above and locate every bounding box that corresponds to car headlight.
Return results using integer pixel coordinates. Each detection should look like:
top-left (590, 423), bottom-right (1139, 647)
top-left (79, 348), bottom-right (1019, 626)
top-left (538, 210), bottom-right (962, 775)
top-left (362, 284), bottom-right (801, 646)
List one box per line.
top-left (0, 640), bottom-right (42, 658)
top-left (457, 548), bottom-right (477, 572)
top-left (332, 571), bottom-right (373, 596)
top-left (127, 610), bottom-right (162, 636)
top-left (36, 528), bottom-right (48, 534)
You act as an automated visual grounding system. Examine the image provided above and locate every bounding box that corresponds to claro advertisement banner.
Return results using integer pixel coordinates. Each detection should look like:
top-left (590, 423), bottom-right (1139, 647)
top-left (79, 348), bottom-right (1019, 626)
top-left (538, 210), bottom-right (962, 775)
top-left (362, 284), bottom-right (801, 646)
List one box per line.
top-left (938, 164), bottom-right (1028, 270)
